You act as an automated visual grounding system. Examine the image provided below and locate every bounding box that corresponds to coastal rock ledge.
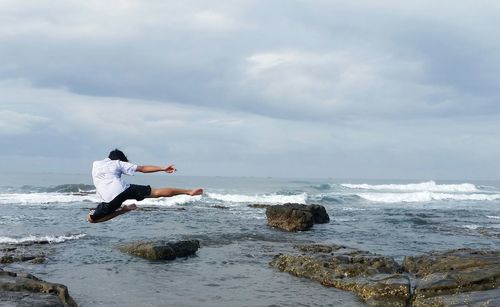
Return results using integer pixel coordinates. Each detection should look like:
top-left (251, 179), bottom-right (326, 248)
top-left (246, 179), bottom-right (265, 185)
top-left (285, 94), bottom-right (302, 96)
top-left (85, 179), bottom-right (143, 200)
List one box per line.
top-left (266, 203), bottom-right (330, 231)
top-left (118, 239), bottom-right (200, 260)
top-left (0, 269), bottom-right (77, 307)
top-left (270, 244), bottom-right (500, 307)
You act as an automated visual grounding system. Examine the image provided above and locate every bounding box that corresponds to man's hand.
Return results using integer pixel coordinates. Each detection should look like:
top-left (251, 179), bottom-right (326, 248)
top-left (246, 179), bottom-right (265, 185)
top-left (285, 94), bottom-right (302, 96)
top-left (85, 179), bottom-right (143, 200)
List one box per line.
top-left (165, 165), bottom-right (177, 173)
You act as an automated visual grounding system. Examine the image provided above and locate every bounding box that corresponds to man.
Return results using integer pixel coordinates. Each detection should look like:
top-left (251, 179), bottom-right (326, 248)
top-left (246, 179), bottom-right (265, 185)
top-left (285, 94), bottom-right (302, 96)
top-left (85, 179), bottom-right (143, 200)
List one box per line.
top-left (86, 149), bottom-right (203, 223)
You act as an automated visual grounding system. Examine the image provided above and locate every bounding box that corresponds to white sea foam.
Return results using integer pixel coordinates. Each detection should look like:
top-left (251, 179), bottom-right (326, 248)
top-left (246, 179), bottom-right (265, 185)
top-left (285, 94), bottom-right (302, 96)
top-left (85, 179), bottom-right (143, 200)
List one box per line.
top-left (207, 192), bottom-right (307, 204)
top-left (357, 192), bottom-right (500, 203)
top-left (341, 207), bottom-right (367, 211)
top-left (486, 215), bottom-right (500, 220)
top-left (335, 218), bottom-right (359, 222)
top-left (342, 181), bottom-right (479, 193)
top-left (0, 234), bottom-right (86, 244)
top-left (0, 193), bottom-right (98, 205)
top-left (124, 195), bottom-right (201, 206)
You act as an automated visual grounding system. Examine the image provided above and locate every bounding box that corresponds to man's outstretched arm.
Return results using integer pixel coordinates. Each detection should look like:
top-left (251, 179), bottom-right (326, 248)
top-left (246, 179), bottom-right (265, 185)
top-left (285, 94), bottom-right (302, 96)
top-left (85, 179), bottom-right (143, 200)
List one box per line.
top-left (136, 164), bottom-right (177, 173)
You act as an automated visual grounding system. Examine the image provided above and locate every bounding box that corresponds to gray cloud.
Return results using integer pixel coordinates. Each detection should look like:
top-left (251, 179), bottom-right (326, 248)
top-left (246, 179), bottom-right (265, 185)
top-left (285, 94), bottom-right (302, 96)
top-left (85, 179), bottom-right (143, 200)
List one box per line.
top-left (1, 1), bottom-right (499, 179)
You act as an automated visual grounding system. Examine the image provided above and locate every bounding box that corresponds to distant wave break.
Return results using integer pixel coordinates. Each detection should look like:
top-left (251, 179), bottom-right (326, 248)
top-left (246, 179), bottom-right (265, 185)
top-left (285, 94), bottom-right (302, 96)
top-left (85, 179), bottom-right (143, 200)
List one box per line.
top-left (357, 191), bottom-right (500, 203)
top-left (206, 193), bottom-right (307, 204)
top-left (341, 181), bottom-right (479, 193)
top-left (0, 234), bottom-right (86, 244)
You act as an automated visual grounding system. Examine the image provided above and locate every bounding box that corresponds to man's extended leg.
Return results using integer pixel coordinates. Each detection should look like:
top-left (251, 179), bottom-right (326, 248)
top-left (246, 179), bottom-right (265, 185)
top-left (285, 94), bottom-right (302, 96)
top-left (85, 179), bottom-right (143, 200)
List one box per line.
top-left (148, 187), bottom-right (203, 198)
top-left (86, 204), bottom-right (137, 223)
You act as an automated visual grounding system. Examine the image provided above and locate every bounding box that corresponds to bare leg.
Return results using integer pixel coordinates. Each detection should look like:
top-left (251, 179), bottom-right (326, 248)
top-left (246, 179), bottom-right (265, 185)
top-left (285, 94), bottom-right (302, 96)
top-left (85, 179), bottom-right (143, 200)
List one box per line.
top-left (86, 204), bottom-right (137, 223)
top-left (148, 187), bottom-right (203, 198)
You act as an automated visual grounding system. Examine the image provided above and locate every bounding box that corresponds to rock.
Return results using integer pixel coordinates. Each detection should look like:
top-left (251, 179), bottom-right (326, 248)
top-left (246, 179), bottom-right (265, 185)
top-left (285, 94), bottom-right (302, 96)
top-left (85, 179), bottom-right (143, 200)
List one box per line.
top-left (0, 245), bottom-right (49, 264)
top-left (0, 269), bottom-right (77, 306)
top-left (270, 244), bottom-right (408, 306)
top-left (403, 248), bottom-right (500, 305)
top-left (118, 239), bottom-right (200, 260)
top-left (271, 245), bottom-right (500, 307)
top-left (265, 203), bottom-right (330, 231)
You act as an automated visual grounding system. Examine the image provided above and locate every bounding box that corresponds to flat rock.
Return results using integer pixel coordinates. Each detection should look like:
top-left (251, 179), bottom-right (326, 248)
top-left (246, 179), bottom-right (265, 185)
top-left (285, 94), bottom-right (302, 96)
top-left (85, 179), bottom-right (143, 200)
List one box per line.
top-left (403, 248), bottom-right (500, 305)
top-left (270, 244), bottom-right (408, 307)
top-left (0, 245), bottom-right (50, 264)
top-left (271, 245), bottom-right (500, 307)
top-left (0, 269), bottom-right (77, 306)
top-left (118, 239), bottom-right (200, 260)
top-left (265, 203), bottom-right (330, 231)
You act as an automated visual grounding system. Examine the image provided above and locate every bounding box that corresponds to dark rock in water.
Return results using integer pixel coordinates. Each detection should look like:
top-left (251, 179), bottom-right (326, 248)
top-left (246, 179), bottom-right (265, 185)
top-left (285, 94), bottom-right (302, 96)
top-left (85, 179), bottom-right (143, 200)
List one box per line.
top-left (308, 204), bottom-right (330, 224)
top-left (271, 245), bottom-right (500, 307)
top-left (248, 204), bottom-right (271, 209)
top-left (0, 269), bottom-right (77, 306)
top-left (118, 240), bottom-right (200, 260)
top-left (265, 203), bottom-right (330, 231)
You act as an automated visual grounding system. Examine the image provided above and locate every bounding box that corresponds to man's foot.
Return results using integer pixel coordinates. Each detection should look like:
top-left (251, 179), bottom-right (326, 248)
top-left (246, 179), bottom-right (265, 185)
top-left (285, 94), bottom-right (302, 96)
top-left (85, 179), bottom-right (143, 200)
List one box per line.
top-left (189, 188), bottom-right (203, 196)
top-left (122, 204), bottom-right (138, 211)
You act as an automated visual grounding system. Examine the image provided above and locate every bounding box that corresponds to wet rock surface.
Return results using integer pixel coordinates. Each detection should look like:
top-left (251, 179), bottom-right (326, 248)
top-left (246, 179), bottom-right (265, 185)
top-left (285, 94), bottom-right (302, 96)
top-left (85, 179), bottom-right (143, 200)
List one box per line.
top-left (265, 203), bottom-right (330, 231)
top-left (404, 248), bottom-right (500, 306)
top-left (1, 247), bottom-right (47, 264)
top-left (0, 269), bottom-right (77, 306)
top-left (118, 239), bottom-right (200, 260)
top-left (0, 243), bottom-right (53, 264)
top-left (270, 244), bottom-right (500, 306)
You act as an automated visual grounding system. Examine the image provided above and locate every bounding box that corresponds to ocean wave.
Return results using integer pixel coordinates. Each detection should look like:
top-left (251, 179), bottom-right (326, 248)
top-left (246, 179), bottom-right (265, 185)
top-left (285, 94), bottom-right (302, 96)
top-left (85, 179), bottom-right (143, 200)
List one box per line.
top-left (311, 184), bottom-right (332, 190)
top-left (0, 234), bottom-right (86, 244)
top-left (341, 181), bottom-right (479, 193)
top-left (357, 192), bottom-right (500, 203)
top-left (487, 215), bottom-right (500, 220)
top-left (45, 184), bottom-right (95, 193)
top-left (206, 192), bottom-right (307, 204)
top-left (0, 193), bottom-right (98, 205)
top-left (125, 195), bottom-right (201, 206)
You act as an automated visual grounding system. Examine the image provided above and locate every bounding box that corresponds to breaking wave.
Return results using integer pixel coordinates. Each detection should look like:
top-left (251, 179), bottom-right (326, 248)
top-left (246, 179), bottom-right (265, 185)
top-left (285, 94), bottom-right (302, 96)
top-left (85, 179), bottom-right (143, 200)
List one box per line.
top-left (126, 195), bottom-right (202, 207)
top-left (206, 192), bottom-right (307, 204)
top-left (357, 192), bottom-right (500, 203)
top-left (0, 234), bottom-right (87, 244)
top-left (0, 193), bottom-right (98, 205)
top-left (341, 181), bottom-right (479, 193)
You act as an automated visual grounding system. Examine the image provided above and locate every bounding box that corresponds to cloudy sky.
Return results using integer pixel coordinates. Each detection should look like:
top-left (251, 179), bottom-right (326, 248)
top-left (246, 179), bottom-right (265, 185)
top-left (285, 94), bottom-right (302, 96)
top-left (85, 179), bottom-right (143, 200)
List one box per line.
top-left (1, 0), bottom-right (499, 180)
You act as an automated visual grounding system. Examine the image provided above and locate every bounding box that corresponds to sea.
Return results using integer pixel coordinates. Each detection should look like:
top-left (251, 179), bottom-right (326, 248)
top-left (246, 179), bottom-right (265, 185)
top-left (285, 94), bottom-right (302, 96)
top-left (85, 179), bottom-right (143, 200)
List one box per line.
top-left (1, 173), bottom-right (499, 306)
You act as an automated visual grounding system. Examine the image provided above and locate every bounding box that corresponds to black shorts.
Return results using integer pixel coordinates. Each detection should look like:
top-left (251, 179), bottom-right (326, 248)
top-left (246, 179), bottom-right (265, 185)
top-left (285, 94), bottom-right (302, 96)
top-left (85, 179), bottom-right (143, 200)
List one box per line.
top-left (89, 184), bottom-right (151, 221)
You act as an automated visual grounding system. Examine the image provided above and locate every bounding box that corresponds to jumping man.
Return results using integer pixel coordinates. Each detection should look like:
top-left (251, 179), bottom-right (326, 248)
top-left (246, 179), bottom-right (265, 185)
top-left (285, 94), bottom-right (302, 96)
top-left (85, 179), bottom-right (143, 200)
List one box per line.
top-left (86, 149), bottom-right (203, 223)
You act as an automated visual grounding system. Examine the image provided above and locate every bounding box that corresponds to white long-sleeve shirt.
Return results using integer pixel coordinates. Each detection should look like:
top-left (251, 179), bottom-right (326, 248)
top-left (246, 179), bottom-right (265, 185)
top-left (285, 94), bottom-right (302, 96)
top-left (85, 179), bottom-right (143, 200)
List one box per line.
top-left (92, 158), bottom-right (138, 202)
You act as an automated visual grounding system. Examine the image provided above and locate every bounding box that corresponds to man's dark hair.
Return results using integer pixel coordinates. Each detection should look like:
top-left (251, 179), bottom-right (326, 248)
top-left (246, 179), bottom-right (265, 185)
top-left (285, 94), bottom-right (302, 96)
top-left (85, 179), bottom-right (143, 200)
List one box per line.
top-left (108, 149), bottom-right (129, 162)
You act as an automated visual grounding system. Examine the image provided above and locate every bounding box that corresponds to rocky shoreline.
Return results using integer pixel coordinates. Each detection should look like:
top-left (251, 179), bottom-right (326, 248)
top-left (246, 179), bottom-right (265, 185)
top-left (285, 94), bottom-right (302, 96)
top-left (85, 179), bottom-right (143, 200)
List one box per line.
top-left (0, 238), bottom-right (201, 306)
top-left (270, 244), bottom-right (500, 306)
top-left (0, 268), bottom-right (77, 307)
